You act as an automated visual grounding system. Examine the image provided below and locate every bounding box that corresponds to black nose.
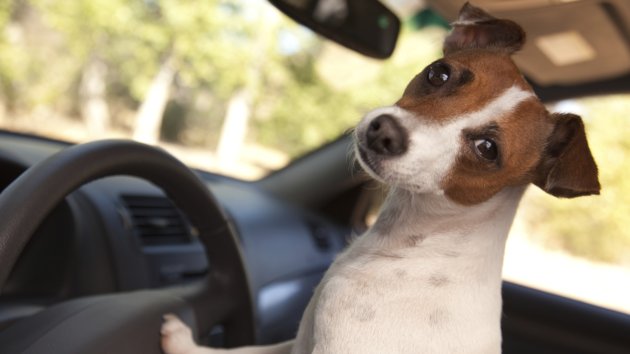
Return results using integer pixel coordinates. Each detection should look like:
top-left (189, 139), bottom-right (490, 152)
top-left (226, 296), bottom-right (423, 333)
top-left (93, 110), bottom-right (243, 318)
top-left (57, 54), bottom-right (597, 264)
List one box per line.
top-left (366, 114), bottom-right (407, 156)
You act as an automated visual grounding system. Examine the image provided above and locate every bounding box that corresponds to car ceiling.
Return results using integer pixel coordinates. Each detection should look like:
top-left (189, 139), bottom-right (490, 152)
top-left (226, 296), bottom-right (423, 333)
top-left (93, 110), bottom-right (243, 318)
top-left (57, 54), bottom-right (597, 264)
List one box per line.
top-left (398, 0), bottom-right (630, 100)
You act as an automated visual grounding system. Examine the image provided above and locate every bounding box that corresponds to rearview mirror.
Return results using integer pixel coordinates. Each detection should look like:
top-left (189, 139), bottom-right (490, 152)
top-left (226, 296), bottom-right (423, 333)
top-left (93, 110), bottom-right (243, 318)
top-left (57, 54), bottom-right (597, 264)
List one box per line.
top-left (268, 0), bottom-right (400, 59)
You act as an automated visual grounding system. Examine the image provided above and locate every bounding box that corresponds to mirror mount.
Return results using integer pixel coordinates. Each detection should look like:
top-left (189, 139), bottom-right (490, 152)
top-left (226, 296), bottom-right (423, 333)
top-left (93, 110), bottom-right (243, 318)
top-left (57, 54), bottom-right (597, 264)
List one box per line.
top-left (268, 0), bottom-right (400, 59)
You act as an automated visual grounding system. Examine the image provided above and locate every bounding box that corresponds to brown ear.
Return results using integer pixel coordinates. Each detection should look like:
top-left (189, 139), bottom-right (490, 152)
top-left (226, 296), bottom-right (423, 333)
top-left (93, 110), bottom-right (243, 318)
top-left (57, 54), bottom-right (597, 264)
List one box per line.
top-left (443, 2), bottom-right (525, 55)
top-left (534, 113), bottom-right (600, 198)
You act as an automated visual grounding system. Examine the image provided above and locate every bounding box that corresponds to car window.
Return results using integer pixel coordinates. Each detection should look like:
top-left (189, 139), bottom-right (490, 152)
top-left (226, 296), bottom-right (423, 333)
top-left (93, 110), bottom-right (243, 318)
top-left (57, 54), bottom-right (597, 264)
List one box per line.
top-left (0, 0), bottom-right (444, 180)
top-left (504, 95), bottom-right (630, 314)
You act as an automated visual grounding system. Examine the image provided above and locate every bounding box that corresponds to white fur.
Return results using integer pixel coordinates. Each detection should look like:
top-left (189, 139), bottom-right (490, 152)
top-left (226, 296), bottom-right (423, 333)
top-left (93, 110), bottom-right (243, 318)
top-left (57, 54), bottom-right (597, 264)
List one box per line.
top-left (161, 85), bottom-right (535, 354)
top-left (355, 85), bottom-right (534, 194)
top-left (290, 187), bottom-right (526, 354)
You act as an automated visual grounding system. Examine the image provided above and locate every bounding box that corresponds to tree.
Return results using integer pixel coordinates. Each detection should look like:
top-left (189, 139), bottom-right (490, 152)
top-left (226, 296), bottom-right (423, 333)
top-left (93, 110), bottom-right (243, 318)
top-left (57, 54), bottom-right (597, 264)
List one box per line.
top-left (29, 0), bottom-right (289, 146)
top-left (0, 0), bottom-right (15, 115)
top-left (0, 1), bottom-right (34, 114)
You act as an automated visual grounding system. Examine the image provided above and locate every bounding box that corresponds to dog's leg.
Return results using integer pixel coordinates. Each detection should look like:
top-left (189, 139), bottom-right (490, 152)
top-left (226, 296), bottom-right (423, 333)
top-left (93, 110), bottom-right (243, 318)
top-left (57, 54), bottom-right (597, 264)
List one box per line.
top-left (161, 314), bottom-right (210, 354)
top-left (161, 314), bottom-right (293, 354)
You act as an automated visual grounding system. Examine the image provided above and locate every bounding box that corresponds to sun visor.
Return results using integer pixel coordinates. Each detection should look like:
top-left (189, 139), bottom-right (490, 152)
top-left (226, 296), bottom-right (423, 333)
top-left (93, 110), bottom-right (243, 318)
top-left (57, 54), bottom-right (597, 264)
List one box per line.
top-left (428, 0), bottom-right (630, 87)
top-left (508, 2), bottom-right (630, 85)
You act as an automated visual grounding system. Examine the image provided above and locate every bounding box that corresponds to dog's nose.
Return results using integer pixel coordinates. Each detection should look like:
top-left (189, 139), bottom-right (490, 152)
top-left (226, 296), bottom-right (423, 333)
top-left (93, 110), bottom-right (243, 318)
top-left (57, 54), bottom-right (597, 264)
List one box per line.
top-left (366, 114), bottom-right (407, 155)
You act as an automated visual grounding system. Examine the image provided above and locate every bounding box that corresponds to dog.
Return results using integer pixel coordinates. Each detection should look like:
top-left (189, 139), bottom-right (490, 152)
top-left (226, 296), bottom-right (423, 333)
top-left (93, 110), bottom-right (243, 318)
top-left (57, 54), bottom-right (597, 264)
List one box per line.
top-left (161, 3), bottom-right (600, 353)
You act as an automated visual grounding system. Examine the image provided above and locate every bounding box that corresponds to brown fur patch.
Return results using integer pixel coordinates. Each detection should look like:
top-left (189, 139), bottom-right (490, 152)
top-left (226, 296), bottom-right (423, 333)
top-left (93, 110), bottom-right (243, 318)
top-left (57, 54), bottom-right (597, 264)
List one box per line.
top-left (397, 51), bottom-right (528, 126)
top-left (443, 3), bottom-right (526, 55)
top-left (442, 100), bottom-right (552, 205)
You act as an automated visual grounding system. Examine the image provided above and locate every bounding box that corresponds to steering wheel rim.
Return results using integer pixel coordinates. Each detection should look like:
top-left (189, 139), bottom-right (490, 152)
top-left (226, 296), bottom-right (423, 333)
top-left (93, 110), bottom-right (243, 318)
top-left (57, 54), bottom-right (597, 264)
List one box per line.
top-left (0, 140), bottom-right (255, 353)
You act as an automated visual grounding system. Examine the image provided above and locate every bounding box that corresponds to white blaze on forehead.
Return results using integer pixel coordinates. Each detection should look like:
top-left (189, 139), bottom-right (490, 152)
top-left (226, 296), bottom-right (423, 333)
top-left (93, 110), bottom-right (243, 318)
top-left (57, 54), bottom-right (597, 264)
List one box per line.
top-left (449, 85), bottom-right (534, 130)
top-left (357, 85), bottom-right (535, 194)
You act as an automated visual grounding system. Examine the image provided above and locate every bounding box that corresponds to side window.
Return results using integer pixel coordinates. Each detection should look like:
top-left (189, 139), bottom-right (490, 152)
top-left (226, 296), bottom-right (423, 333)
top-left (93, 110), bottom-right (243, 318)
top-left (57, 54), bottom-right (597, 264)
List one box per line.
top-left (505, 95), bottom-right (630, 314)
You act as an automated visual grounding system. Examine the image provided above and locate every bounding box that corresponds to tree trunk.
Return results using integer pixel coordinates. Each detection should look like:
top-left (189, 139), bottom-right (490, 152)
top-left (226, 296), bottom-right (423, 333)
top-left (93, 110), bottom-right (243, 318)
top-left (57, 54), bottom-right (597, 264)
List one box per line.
top-left (132, 55), bottom-right (176, 144)
top-left (216, 89), bottom-right (251, 166)
top-left (214, 7), bottom-right (279, 168)
top-left (80, 56), bottom-right (110, 137)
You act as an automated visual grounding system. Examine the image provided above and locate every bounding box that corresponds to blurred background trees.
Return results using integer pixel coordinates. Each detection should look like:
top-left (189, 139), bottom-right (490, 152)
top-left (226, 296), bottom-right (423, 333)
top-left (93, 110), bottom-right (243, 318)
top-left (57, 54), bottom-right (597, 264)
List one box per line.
top-left (0, 0), bottom-right (443, 156)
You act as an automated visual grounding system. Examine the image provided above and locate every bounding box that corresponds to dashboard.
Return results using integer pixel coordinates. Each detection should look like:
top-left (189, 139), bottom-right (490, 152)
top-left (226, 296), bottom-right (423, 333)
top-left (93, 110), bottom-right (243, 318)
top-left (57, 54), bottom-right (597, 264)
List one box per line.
top-left (0, 131), bottom-right (349, 344)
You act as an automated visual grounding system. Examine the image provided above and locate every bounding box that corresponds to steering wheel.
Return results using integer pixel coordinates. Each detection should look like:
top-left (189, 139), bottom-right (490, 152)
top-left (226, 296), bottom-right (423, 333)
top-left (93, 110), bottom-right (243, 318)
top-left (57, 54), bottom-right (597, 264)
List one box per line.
top-left (0, 140), bottom-right (255, 353)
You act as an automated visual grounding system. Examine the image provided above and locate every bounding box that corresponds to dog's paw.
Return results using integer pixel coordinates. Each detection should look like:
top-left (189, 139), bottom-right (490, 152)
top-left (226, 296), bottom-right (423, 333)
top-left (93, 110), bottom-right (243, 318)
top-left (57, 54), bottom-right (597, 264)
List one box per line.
top-left (161, 314), bottom-right (201, 354)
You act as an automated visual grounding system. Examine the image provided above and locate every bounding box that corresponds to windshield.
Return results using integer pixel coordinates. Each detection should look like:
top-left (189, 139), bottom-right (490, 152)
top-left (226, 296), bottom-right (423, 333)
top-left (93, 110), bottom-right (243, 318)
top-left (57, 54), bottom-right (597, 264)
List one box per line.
top-left (0, 0), bottom-right (445, 180)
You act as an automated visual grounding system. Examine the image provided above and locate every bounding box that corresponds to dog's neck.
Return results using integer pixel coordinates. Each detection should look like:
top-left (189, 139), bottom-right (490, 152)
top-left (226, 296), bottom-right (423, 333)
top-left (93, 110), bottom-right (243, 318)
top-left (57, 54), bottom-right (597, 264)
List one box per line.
top-left (376, 186), bottom-right (525, 244)
top-left (374, 186), bottom-right (525, 232)
top-left (357, 185), bottom-right (527, 284)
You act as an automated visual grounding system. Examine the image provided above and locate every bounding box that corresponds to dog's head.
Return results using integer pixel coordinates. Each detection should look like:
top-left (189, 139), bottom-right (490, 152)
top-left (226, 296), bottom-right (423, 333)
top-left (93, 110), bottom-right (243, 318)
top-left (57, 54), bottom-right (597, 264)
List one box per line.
top-left (355, 2), bottom-right (600, 205)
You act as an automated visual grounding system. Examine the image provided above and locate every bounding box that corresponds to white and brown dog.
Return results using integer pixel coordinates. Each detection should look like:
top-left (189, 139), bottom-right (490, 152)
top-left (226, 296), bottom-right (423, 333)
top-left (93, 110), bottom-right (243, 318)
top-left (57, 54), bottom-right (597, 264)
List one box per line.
top-left (161, 3), bottom-right (600, 354)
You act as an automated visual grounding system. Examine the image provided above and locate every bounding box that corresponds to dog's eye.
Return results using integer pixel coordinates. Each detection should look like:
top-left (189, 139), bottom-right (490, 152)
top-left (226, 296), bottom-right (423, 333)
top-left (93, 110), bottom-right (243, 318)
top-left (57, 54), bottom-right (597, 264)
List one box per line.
top-left (474, 139), bottom-right (498, 161)
top-left (427, 63), bottom-right (450, 86)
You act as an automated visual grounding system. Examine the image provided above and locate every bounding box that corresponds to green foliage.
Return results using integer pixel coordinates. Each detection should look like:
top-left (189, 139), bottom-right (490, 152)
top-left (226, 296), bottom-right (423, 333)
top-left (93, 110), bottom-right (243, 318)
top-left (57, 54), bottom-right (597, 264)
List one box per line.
top-left (0, 1), bottom-right (39, 109)
top-left (523, 96), bottom-right (630, 264)
top-left (30, 0), bottom-right (245, 100)
top-left (255, 72), bottom-right (356, 155)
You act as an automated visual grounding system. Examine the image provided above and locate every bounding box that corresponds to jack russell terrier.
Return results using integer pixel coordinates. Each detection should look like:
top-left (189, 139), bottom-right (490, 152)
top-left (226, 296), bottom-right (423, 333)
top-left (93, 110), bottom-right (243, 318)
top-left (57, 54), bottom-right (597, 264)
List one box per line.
top-left (161, 3), bottom-right (600, 353)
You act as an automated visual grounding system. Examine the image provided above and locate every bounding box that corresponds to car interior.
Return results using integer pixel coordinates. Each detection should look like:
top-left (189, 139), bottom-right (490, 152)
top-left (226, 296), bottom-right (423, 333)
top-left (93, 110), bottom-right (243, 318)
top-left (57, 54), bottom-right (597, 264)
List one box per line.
top-left (0, 0), bottom-right (629, 353)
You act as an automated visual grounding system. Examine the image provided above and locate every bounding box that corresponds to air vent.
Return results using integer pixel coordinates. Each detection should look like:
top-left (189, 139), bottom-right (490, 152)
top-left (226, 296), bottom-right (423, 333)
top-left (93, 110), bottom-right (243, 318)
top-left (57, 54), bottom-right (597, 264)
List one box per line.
top-left (121, 195), bottom-right (193, 246)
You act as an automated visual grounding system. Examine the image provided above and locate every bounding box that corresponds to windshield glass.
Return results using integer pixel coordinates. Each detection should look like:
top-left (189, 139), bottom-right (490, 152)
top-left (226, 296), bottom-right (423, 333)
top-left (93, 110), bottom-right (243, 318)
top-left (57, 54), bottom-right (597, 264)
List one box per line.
top-left (0, 0), bottom-right (445, 180)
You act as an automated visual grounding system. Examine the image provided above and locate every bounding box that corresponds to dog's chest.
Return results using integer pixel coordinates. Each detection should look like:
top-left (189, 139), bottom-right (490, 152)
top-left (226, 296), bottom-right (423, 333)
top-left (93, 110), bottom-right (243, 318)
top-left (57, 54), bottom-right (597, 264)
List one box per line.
top-left (307, 254), bottom-right (502, 354)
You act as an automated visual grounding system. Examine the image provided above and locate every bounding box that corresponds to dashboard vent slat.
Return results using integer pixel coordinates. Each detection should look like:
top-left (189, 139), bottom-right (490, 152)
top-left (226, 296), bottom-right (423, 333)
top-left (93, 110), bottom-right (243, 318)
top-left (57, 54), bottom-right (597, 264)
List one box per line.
top-left (121, 195), bottom-right (193, 246)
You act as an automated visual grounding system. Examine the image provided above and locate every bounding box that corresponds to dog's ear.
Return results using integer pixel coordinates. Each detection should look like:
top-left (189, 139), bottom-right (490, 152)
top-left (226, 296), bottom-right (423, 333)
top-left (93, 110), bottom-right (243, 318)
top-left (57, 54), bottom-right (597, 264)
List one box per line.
top-left (443, 2), bottom-right (525, 55)
top-left (534, 113), bottom-right (600, 198)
